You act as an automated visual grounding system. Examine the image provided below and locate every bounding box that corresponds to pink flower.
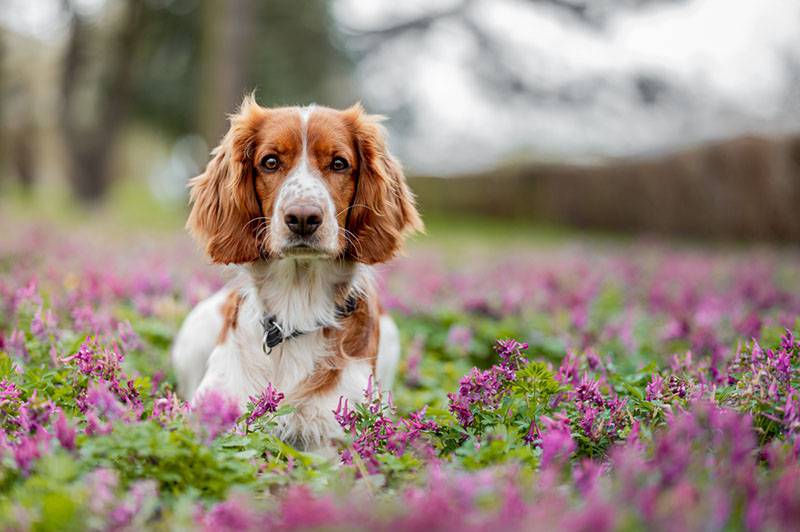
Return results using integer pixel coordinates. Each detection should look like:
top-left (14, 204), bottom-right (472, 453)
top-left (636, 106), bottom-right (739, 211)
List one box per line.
top-left (192, 390), bottom-right (241, 442)
top-left (30, 307), bottom-right (56, 341)
top-left (246, 383), bottom-right (284, 425)
top-left (54, 410), bottom-right (76, 451)
top-left (646, 374), bottom-right (665, 401)
top-left (151, 390), bottom-right (185, 424)
top-left (540, 416), bottom-right (575, 468)
top-left (201, 494), bottom-right (259, 532)
top-left (333, 397), bottom-right (357, 432)
top-left (446, 325), bottom-right (473, 352)
top-left (523, 419), bottom-right (541, 445)
top-left (81, 381), bottom-right (134, 435)
top-left (7, 329), bottom-right (28, 360)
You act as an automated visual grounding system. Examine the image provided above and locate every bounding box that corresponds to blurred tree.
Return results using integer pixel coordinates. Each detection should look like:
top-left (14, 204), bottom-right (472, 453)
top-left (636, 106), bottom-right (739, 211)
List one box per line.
top-left (198, 0), bottom-right (256, 143)
top-left (196, 0), bottom-right (355, 144)
top-left (57, 0), bottom-right (352, 202)
top-left (341, 0), bottom-right (688, 128)
top-left (131, 0), bottom-right (204, 138)
top-left (0, 30), bottom-right (38, 194)
top-left (60, 0), bottom-right (145, 202)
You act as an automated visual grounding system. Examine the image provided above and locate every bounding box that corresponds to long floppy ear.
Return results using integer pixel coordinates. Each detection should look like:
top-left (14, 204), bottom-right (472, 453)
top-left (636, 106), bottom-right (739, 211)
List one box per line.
top-left (186, 95), bottom-right (266, 264)
top-left (343, 104), bottom-right (424, 264)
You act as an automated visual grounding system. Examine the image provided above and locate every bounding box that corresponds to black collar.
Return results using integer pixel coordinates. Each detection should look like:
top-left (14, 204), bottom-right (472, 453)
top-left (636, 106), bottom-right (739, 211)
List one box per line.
top-left (260, 293), bottom-right (359, 355)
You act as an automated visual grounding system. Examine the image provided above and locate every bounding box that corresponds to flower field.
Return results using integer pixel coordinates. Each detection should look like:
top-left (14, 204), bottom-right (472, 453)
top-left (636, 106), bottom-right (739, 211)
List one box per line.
top-left (1, 217), bottom-right (800, 531)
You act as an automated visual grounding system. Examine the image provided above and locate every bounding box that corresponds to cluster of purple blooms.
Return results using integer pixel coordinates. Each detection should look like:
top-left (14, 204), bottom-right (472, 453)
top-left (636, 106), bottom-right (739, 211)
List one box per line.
top-left (447, 339), bottom-right (528, 427)
top-left (63, 339), bottom-right (143, 419)
top-left (196, 399), bottom-right (800, 531)
top-left (3, 222), bottom-right (800, 529)
top-left (0, 381), bottom-right (75, 473)
top-left (555, 355), bottom-right (629, 444)
top-left (334, 376), bottom-right (438, 473)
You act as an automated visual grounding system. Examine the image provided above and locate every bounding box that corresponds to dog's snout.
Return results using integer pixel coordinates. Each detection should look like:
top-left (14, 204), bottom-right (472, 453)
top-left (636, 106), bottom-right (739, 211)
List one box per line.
top-left (284, 205), bottom-right (323, 237)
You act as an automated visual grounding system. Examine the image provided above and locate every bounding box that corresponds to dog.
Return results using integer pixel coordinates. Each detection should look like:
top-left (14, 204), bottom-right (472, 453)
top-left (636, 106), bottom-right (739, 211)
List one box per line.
top-left (171, 95), bottom-right (423, 451)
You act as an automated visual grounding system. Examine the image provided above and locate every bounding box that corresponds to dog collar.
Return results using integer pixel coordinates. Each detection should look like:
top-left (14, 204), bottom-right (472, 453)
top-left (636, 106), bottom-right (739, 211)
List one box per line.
top-left (260, 293), bottom-right (359, 355)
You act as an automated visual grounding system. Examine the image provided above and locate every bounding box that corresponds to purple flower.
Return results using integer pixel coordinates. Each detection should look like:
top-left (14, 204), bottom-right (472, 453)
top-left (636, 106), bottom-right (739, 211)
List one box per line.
top-left (540, 417), bottom-right (576, 468)
top-left (246, 383), bottom-right (284, 425)
top-left (201, 495), bottom-right (259, 532)
top-left (0, 380), bottom-right (22, 423)
top-left (404, 335), bottom-right (424, 387)
top-left (446, 339), bottom-right (530, 428)
top-left (333, 397), bottom-right (357, 432)
top-left (13, 431), bottom-right (49, 474)
top-left (557, 352), bottom-right (580, 386)
top-left (86, 468), bottom-right (119, 515)
top-left (63, 339), bottom-right (123, 382)
top-left (585, 350), bottom-right (601, 370)
top-left (151, 390), bottom-right (185, 424)
top-left (17, 392), bottom-right (56, 434)
top-left (337, 396), bottom-right (436, 473)
top-left (780, 329), bottom-right (797, 352)
top-left (447, 394), bottom-right (474, 427)
top-left (192, 390), bottom-right (241, 442)
top-left (668, 376), bottom-right (687, 398)
top-left (12, 278), bottom-right (41, 312)
top-left (578, 405), bottom-right (598, 438)
top-left (447, 325), bottom-right (473, 352)
top-left (523, 419), bottom-right (541, 445)
top-left (85, 382), bottom-right (126, 419)
top-left (30, 307), bottom-right (56, 341)
top-left (574, 373), bottom-right (603, 405)
top-left (108, 480), bottom-right (157, 529)
top-left (83, 382), bottom-right (127, 435)
top-left (7, 329), bottom-right (28, 360)
top-left (116, 320), bottom-right (143, 353)
top-left (646, 374), bottom-right (665, 401)
top-left (54, 409), bottom-right (76, 451)
top-left (574, 459), bottom-right (604, 496)
top-left (495, 338), bottom-right (529, 369)
top-left (447, 368), bottom-right (502, 427)
top-left (784, 393), bottom-right (799, 429)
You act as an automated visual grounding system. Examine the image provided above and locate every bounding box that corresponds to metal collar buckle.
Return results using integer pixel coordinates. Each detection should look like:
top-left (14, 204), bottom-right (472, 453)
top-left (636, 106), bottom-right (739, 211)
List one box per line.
top-left (261, 316), bottom-right (285, 355)
top-left (260, 292), bottom-right (359, 356)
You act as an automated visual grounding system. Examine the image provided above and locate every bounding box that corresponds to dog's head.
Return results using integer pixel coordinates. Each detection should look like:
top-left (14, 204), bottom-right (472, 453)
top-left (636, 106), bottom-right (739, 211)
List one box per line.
top-left (186, 96), bottom-right (423, 265)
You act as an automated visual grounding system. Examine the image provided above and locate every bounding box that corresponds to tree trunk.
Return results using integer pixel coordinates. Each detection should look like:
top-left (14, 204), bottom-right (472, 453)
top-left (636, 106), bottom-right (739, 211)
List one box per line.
top-left (60, 0), bottom-right (144, 203)
top-left (198, 0), bottom-right (255, 145)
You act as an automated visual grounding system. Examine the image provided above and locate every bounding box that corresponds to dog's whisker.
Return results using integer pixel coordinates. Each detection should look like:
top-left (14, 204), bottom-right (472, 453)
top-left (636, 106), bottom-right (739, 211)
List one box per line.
top-left (245, 216), bottom-right (270, 230)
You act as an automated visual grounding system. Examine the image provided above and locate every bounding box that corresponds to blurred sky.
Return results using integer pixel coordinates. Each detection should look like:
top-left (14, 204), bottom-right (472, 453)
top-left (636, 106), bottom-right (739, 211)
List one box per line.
top-left (3, 0), bottom-right (800, 177)
top-left (334, 0), bottom-right (800, 173)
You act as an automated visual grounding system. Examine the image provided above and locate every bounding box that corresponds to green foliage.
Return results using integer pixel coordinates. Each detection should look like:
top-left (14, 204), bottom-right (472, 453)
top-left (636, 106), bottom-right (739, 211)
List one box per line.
top-left (78, 421), bottom-right (257, 498)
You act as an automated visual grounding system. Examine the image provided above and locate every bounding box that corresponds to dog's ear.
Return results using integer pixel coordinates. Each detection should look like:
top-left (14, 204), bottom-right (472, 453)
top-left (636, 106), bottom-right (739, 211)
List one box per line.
top-left (342, 104), bottom-right (423, 265)
top-left (187, 95), bottom-right (267, 264)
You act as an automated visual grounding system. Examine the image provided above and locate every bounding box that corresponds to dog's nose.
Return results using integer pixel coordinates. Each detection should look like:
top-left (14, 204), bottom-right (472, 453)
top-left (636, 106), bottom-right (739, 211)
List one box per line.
top-left (284, 205), bottom-right (322, 237)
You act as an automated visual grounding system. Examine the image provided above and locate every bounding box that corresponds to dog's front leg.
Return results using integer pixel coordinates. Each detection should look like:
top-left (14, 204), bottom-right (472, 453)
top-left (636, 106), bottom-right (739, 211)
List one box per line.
top-left (278, 359), bottom-right (374, 456)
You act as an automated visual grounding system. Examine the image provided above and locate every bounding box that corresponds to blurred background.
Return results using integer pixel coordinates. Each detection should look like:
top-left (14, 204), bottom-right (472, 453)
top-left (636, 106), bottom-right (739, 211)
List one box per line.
top-left (1, 0), bottom-right (799, 241)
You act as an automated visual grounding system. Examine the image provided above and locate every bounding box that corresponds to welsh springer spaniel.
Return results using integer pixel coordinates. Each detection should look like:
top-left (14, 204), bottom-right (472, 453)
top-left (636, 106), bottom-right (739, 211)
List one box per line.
top-left (171, 96), bottom-right (422, 452)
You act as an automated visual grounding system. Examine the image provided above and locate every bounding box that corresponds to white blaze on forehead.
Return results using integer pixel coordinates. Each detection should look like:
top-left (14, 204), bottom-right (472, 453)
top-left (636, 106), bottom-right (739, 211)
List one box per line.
top-left (270, 105), bottom-right (339, 251)
top-left (278, 105), bottom-right (328, 206)
top-left (299, 103), bottom-right (317, 162)
top-left (299, 105), bottom-right (316, 133)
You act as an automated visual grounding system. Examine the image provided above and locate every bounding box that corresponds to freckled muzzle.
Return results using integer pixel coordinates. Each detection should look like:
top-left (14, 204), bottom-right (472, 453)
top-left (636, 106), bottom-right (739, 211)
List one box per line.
top-left (271, 173), bottom-right (340, 256)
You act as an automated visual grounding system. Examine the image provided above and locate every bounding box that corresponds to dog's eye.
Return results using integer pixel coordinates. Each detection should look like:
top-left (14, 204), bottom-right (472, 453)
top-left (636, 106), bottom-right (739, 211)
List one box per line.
top-left (261, 156), bottom-right (280, 172)
top-left (331, 157), bottom-right (349, 172)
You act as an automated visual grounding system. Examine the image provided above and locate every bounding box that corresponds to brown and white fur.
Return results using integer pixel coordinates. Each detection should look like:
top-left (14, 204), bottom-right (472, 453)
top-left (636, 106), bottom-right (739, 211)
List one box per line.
top-left (171, 96), bottom-right (422, 452)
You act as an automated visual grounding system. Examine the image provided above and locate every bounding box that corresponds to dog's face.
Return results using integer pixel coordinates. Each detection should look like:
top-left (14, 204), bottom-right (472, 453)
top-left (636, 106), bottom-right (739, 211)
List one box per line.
top-left (187, 96), bottom-right (423, 264)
